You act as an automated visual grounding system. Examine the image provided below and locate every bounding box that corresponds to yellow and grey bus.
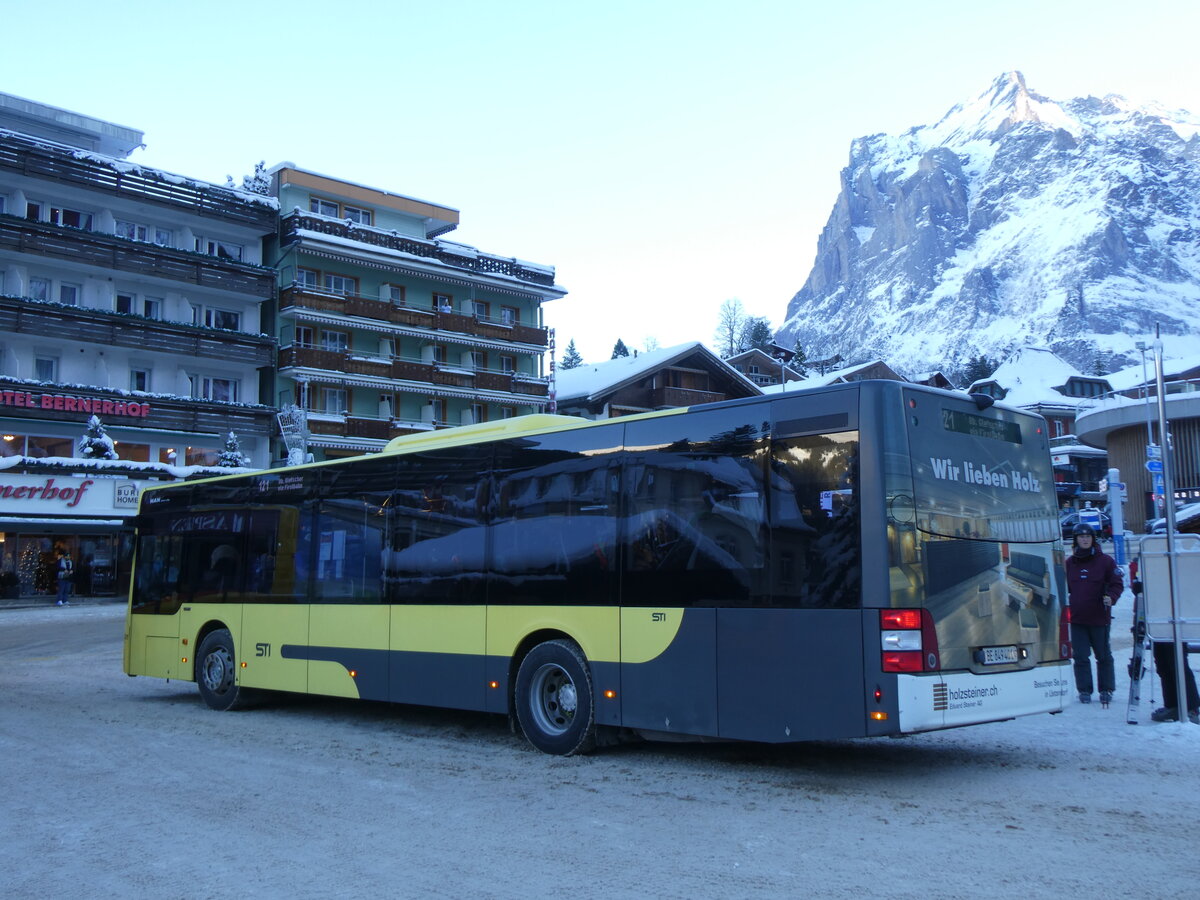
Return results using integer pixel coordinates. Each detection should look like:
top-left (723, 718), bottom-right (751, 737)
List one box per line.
top-left (123, 381), bottom-right (1072, 754)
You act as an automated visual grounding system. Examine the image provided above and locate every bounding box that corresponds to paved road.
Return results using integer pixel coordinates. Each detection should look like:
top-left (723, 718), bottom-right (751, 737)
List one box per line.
top-left (2, 604), bottom-right (1198, 899)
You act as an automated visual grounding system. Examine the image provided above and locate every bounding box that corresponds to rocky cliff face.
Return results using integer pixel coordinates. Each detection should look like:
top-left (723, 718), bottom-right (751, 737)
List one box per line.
top-left (777, 72), bottom-right (1200, 376)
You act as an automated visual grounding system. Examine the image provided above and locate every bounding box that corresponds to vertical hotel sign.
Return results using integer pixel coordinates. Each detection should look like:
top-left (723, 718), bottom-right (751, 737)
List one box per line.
top-left (0, 473), bottom-right (140, 517)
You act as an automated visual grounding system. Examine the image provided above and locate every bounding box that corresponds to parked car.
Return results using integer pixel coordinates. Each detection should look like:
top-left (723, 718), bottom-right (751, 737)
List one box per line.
top-left (1146, 502), bottom-right (1200, 535)
top-left (1060, 510), bottom-right (1112, 540)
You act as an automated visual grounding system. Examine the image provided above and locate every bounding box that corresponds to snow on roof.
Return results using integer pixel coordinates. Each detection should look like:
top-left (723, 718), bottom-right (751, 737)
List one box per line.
top-left (554, 342), bottom-right (755, 402)
top-left (969, 347), bottom-right (1090, 407)
top-left (1105, 351), bottom-right (1200, 392)
top-left (767, 359), bottom-right (894, 392)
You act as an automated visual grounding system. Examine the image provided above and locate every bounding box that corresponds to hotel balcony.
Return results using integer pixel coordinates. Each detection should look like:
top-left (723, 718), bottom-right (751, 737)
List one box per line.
top-left (0, 131), bottom-right (277, 229)
top-left (280, 212), bottom-right (558, 290)
top-left (279, 285), bottom-right (550, 348)
top-left (278, 345), bottom-right (551, 399)
top-left (0, 376), bottom-right (277, 440)
top-left (0, 294), bottom-right (274, 367)
top-left (0, 214), bottom-right (276, 299)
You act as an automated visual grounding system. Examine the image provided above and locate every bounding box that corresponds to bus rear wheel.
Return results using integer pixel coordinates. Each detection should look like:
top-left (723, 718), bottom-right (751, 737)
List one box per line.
top-left (515, 640), bottom-right (596, 755)
top-left (196, 628), bottom-right (247, 711)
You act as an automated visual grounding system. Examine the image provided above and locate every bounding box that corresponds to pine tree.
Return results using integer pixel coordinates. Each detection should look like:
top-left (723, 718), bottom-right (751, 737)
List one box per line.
top-left (226, 161), bottom-right (271, 195)
top-left (739, 316), bottom-right (774, 354)
top-left (791, 342), bottom-right (808, 377)
top-left (961, 354), bottom-right (999, 387)
top-left (611, 339), bottom-right (630, 359)
top-left (560, 339), bottom-right (584, 370)
top-left (217, 431), bottom-right (247, 468)
top-left (78, 415), bottom-right (117, 460)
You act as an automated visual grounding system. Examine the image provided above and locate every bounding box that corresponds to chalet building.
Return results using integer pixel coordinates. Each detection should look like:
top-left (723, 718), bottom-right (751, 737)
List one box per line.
top-left (0, 92), bottom-right (278, 598)
top-left (725, 347), bottom-right (804, 388)
top-left (1075, 353), bottom-right (1200, 527)
top-left (554, 343), bottom-right (760, 419)
top-left (267, 164), bottom-right (566, 461)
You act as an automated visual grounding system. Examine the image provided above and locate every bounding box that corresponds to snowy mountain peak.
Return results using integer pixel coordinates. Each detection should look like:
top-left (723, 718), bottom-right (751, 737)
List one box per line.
top-left (777, 73), bottom-right (1200, 380)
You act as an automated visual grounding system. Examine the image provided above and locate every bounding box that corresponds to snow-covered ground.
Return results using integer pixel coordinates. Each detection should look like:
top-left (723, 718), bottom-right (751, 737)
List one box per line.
top-left (2, 602), bottom-right (1197, 898)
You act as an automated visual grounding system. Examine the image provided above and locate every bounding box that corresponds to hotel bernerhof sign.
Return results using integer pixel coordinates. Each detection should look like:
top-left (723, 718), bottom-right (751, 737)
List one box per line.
top-left (0, 472), bottom-right (141, 518)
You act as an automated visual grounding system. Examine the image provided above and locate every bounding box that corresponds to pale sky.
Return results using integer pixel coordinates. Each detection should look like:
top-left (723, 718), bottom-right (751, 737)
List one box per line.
top-left (3, 0), bottom-right (1198, 364)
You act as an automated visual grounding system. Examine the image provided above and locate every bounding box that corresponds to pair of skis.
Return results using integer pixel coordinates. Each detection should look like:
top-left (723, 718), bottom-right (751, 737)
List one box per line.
top-left (1126, 588), bottom-right (1152, 723)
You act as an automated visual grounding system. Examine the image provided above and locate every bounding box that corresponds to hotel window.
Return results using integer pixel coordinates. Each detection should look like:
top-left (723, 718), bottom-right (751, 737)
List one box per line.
top-left (471, 300), bottom-right (490, 318)
top-left (49, 207), bottom-right (93, 230)
top-left (469, 351), bottom-right (486, 370)
top-left (27, 435), bottom-right (73, 458)
top-left (59, 283), bottom-right (80, 306)
top-left (35, 356), bottom-right (58, 382)
top-left (1, 432), bottom-right (25, 457)
top-left (433, 293), bottom-right (452, 312)
top-left (26, 200), bottom-right (43, 220)
top-left (1053, 420), bottom-right (1065, 438)
top-left (143, 296), bottom-right (162, 320)
top-left (324, 273), bottom-right (356, 296)
top-left (500, 305), bottom-right (519, 326)
top-left (321, 331), bottom-right (349, 353)
top-left (195, 237), bottom-right (244, 262)
top-left (114, 442), bottom-right (150, 463)
top-left (429, 398), bottom-right (446, 423)
top-left (154, 228), bottom-right (172, 247)
top-left (295, 326), bottom-right (315, 348)
top-left (322, 387), bottom-right (348, 414)
top-left (190, 374), bottom-right (239, 403)
top-left (297, 267), bottom-right (320, 289)
top-left (430, 345), bottom-right (447, 364)
top-left (499, 355), bottom-right (515, 374)
top-left (385, 284), bottom-right (405, 305)
top-left (130, 369), bottom-right (150, 392)
top-left (310, 198), bottom-right (339, 217)
top-left (500, 407), bottom-right (515, 419)
top-left (205, 308), bottom-right (242, 331)
top-left (116, 292), bottom-right (135, 314)
top-left (344, 205), bottom-right (372, 225)
top-left (116, 221), bottom-right (149, 242)
top-left (470, 403), bottom-right (486, 424)
top-left (29, 277), bottom-right (51, 302)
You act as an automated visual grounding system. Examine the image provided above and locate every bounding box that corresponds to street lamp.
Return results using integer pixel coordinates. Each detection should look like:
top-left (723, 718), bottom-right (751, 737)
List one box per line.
top-left (1135, 341), bottom-right (1154, 445)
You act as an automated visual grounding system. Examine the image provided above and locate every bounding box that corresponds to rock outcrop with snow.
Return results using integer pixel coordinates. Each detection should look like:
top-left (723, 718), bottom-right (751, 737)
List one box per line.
top-left (778, 71), bottom-right (1200, 376)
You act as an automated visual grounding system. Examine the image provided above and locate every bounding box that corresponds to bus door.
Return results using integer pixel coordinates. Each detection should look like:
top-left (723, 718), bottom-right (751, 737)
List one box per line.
top-left (236, 506), bottom-right (308, 694)
top-left (715, 397), bottom-right (866, 742)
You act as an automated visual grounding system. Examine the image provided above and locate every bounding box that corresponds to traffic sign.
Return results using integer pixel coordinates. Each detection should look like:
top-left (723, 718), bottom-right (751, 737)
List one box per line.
top-left (1145, 459), bottom-right (1163, 474)
top-left (1154, 474), bottom-right (1165, 493)
top-left (1146, 444), bottom-right (1161, 460)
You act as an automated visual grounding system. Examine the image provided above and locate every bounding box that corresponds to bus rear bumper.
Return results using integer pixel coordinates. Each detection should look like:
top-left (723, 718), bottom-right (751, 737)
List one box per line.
top-left (895, 662), bottom-right (1071, 733)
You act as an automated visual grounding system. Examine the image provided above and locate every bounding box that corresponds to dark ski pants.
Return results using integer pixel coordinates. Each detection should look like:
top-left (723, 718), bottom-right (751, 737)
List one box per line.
top-left (1070, 623), bottom-right (1115, 695)
top-left (1153, 641), bottom-right (1200, 712)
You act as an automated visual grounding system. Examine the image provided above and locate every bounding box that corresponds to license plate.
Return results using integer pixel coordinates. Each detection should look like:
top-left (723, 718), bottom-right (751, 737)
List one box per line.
top-left (982, 645), bottom-right (1019, 665)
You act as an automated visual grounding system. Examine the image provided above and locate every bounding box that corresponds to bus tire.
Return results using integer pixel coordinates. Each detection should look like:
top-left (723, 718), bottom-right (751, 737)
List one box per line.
top-left (196, 628), bottom-right (247, 711)
top-left (515, 640), bottom-right (597, 756)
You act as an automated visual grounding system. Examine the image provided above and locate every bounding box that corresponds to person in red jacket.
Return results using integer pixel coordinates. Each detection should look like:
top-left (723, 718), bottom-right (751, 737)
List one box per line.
top-left (1064, 523), bottom-right (1123, 706)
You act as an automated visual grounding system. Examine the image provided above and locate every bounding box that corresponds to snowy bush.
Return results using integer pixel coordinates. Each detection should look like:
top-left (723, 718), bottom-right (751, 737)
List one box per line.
top-left (78, 415), bottom-right (117, 460)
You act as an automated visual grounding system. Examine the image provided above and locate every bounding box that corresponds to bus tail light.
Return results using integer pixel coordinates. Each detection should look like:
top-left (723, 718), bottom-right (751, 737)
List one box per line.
top-left (881, 609), bottom-right (940, 673)
top-left (1059, 605), bottom-right (1072, 659)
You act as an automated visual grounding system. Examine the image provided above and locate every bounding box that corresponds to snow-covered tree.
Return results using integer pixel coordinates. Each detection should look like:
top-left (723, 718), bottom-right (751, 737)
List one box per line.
top-left (226, 161), bottom-right (271, 195)
top-left (560, 339), bottom-right (584, 370)
top-left (217, 431), bottom-right (248, 468)
top-left (611, 339), bottom-right (630, 359)
top-left (78, 415), bottom-right (117, 460)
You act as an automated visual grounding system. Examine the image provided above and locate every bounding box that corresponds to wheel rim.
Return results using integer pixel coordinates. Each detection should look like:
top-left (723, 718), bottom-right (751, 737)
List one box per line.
top-left (527, 662), bottom-right (578, 736)
top-left (201, 646), bottom-right (234, 695)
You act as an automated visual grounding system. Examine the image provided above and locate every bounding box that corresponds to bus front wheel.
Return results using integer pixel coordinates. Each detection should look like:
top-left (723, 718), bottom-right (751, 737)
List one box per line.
top-left (515, 640), bottom-right (596, 755)
top-left (196, 628), bottom-right (247, 711)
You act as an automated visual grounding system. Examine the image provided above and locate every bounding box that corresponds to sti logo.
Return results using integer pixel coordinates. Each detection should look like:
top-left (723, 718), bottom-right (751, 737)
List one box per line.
top-left (651, 612), bottom-right (666, 622)
top-left (933, 684), bottom-right (949, 711)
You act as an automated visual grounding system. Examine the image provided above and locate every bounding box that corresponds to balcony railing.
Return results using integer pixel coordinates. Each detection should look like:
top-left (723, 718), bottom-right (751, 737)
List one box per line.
top-left (279, 285), bottom-right (549, 347)
top-left (278, 345), bottom-right (550, 398)
top-left (0, 294), bottom-right (274, 366)
top-left (281, 212), bottom-right (557, 289)
top-left (0, 214), bottom-right (276, 298)
top-left (0, 131), bottom-right (277, 228)
top-left (649, 386), bottom-right (725, 408)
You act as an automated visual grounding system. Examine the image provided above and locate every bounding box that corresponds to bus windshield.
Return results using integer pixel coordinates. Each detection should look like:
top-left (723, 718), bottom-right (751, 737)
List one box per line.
top-left (907, 403), bottom-right (1058, 543)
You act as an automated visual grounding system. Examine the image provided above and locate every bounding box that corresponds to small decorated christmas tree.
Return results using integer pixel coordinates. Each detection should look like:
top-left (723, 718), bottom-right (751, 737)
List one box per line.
top-left (217, 431), bottom-right (247, 468)
top-left (78, 415), bottom-right (117, 460)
